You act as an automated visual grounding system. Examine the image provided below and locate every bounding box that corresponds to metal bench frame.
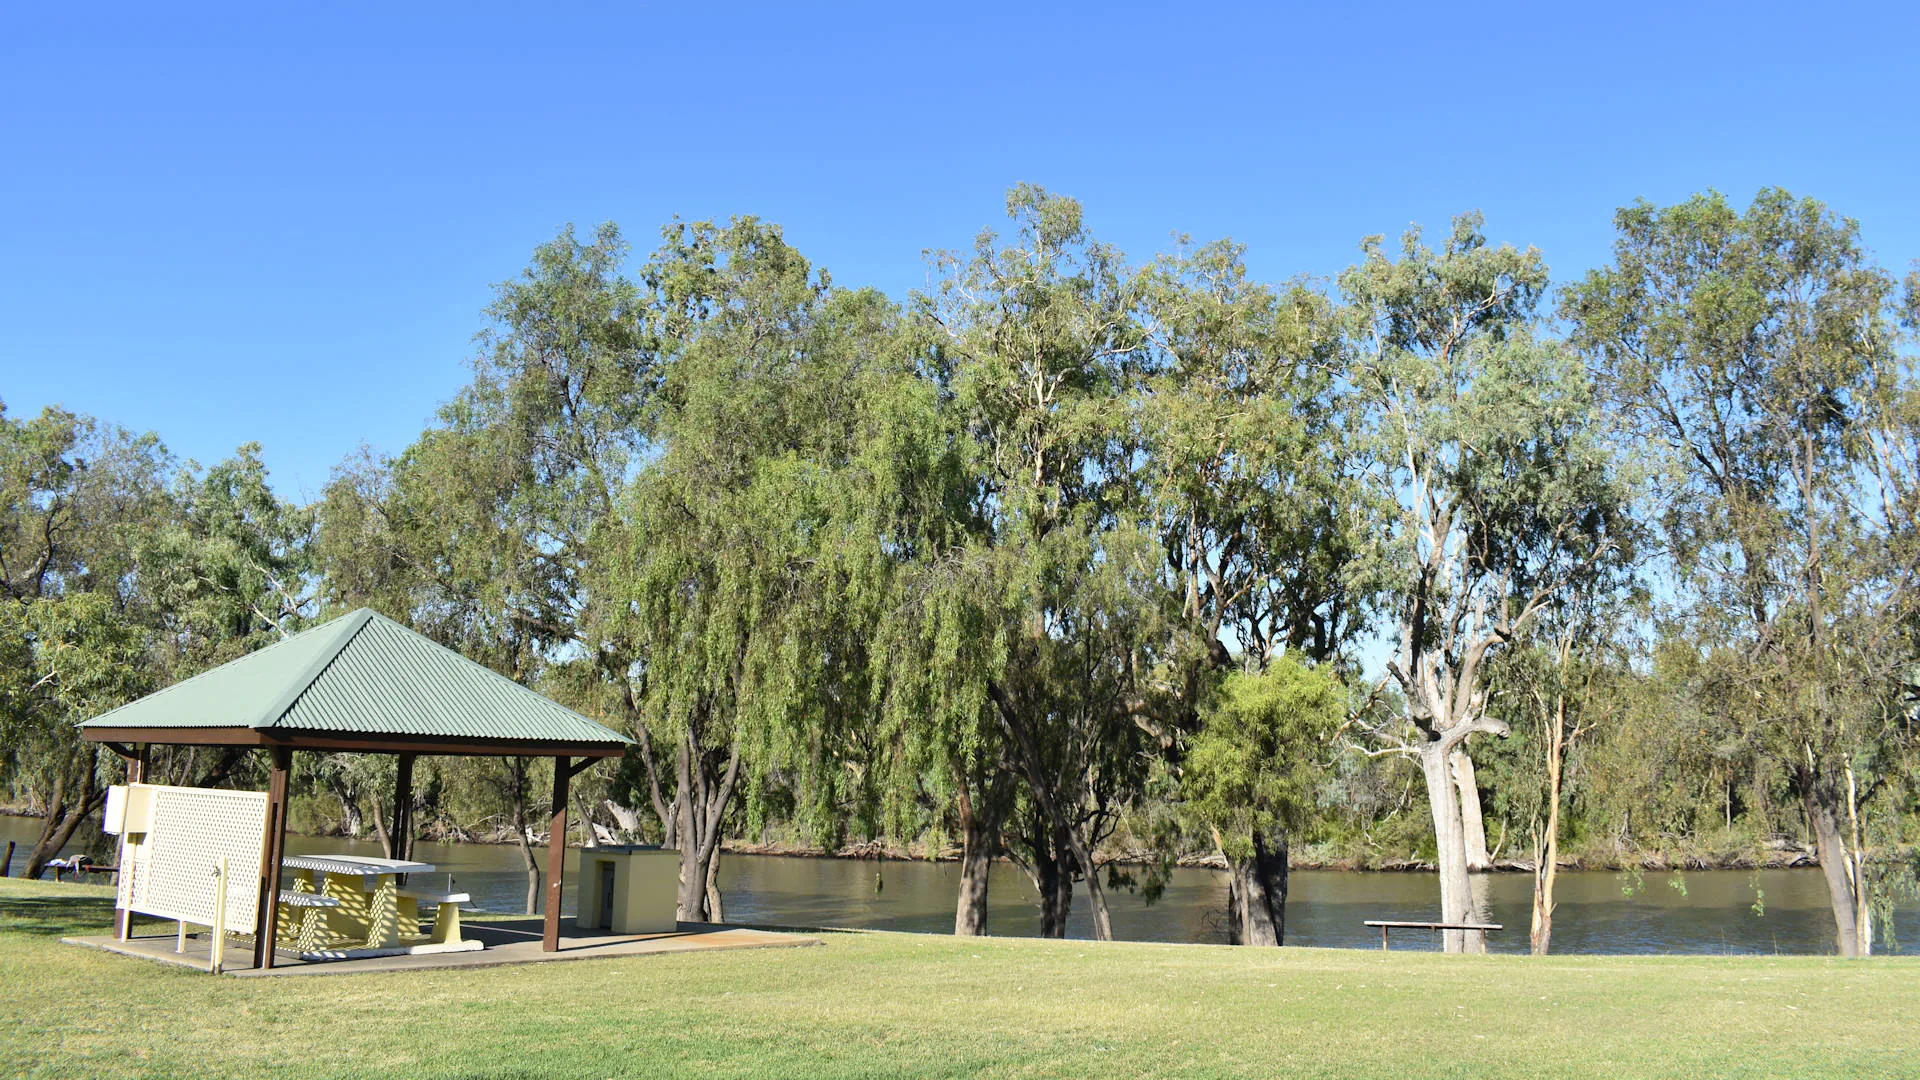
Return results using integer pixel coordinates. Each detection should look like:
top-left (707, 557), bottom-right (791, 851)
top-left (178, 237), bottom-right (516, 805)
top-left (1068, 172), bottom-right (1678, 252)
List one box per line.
top-left (1363, 919), bottom-right (1503, 951)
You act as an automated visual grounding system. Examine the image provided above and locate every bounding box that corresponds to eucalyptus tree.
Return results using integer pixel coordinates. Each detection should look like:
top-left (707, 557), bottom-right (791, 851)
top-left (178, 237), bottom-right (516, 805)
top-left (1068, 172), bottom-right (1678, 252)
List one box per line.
top-left (909, 185), bottom-right (1164, 939)
top-left (1134, 239), bottom-right (1372, 942)
top-left (0, 405), bottom-right (171, 606)
top-left (1137, 239), bottom-right (1365, 674)
top-left (1, 593), bottom-right (152, 879)
top-left (1564, 189), bottom-right (1913, 955)
top-left (1342, 214), bottom-right (1630, 952)
top-left (316, 223), bottom-right (651, 864)
top-left (1482, 585), bottom-right (1635, 955)
top-left (0, 404), bottom-right (183, 877)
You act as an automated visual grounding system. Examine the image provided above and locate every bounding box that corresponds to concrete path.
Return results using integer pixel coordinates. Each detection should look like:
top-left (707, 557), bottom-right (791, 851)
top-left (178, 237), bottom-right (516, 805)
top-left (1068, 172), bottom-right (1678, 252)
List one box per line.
top-left (64, 918), bottom-right (821, 977)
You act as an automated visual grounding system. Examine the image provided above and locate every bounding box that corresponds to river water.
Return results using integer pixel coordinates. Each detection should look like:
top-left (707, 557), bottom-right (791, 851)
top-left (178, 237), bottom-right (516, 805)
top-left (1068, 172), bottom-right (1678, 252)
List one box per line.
top-left (7, 815), bottom-right (1913, 954)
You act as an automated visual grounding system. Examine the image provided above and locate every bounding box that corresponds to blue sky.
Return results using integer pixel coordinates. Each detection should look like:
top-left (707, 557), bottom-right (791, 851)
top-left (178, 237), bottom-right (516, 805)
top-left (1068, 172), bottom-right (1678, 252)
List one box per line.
top-left (5, 1), bottom-right (1916, 498)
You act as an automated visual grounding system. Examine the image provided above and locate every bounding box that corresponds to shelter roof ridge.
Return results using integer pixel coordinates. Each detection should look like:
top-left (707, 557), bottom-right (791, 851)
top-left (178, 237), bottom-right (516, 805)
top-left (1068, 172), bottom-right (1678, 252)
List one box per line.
top-left (78, 608), bottom-right (630, 747)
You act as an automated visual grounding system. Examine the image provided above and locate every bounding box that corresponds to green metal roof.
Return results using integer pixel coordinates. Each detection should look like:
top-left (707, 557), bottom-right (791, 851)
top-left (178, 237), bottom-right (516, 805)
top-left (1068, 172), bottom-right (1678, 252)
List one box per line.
top-left (81, 609), bottom-right (630, 746)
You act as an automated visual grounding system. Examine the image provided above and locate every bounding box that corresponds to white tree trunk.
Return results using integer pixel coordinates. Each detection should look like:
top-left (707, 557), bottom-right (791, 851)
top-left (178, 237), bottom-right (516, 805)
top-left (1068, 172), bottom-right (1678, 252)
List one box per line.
top-left (1421, 744), bottom-right (1482, 953)
top-left (1453, 749), bottom-right (1492, 871)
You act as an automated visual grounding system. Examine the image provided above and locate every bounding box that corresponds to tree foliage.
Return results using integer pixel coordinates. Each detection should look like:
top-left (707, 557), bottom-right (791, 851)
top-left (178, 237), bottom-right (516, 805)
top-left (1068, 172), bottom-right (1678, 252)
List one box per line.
top-left (12, 185), bottom-right (1920, 959)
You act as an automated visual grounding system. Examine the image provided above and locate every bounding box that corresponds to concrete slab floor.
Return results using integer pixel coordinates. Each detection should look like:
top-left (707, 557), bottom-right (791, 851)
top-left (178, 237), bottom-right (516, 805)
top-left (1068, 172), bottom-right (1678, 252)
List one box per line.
top-left (63, 918), bottom-right (822, 977)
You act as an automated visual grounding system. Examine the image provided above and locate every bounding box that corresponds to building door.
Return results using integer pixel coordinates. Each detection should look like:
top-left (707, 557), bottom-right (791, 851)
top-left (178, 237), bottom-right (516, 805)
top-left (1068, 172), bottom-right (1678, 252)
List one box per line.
top-left (598, 861), bottom-right (616, 930)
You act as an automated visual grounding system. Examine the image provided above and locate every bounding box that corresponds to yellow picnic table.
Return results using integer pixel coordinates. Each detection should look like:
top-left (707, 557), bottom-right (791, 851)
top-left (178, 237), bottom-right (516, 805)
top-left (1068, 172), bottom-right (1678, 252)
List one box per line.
top-left (278, 854), bottom-right (471, 957)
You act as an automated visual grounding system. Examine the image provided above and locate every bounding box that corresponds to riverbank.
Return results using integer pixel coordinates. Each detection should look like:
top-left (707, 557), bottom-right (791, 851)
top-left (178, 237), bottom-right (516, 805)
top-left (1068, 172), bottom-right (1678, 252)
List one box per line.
top-left (2, 804), bottom-right (1822, 875)
top-left (715, 834), bottom-right (1821, 874)
top-left (4, 877), bottom-right (1916, 1079)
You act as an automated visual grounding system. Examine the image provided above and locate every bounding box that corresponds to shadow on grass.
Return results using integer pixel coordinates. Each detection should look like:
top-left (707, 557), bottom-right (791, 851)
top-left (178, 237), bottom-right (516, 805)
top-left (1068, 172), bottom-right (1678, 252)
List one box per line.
top-left (0, 891), bottom-right (116, 937)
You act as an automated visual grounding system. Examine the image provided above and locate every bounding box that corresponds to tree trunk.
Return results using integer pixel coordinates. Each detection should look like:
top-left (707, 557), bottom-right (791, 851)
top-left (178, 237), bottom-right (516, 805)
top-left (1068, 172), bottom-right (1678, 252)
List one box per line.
top-left (1069, 833), bottom-right (1114, 942)
top-left (513, 823), bottom-right (540, 915)
top-left (1036, 851), bottom-right (1072, 938)
top-left (1225, 830), bottom-right (1288, 947)
top-left (521, 852), bottom-right (541, 915)
top-left (1530, 709), bottom-right (1565, 956)
top-left (370, 794), bottom-right (392, 858)
top-left (671, 734), bottom-right (741, 924)
top-left (953, 783), bottom-right (1000, 936)
top-left (675, 825), bottom-right (709, 921)
top-left (24, 761), bottom-right (103, 882)
top-left (574, 791), bottom-right (595, 848)
top-left (703, 844), bottom-right (725, 923)
top-left (1020, 817), bottom-right (1075, 939)
top-left (1421, 743), bottom-right (1481, 953)
top-left (1845, 765), bottom-right (1872, 956)
top-left (1803, 779), bottom-right (1864, 956)
top-left (506, 757), bottom-right (541, 914)
top-left (337, 795), bottom-right (364, 838)
top-left (1453, 749), bottom-right (1492, 871)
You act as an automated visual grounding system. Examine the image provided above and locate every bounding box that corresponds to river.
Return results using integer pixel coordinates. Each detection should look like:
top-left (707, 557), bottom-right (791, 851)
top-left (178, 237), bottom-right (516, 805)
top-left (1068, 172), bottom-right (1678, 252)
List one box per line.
top-left (6, 815), bottom-right (1913, 954)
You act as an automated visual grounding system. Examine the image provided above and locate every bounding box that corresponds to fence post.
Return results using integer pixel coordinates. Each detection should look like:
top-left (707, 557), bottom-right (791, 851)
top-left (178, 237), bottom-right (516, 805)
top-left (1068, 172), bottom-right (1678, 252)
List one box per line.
top-left (210, 858), bottom-right (228, 975)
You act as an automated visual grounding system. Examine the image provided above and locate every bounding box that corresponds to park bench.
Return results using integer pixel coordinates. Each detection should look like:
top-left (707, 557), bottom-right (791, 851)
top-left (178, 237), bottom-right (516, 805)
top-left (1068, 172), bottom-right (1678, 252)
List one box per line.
top-left (400, 889), bottom-right (472, 946)
top-left (1364, 919), bottom-right (1502, 951)
top-left (46, 855), bottom-right (117, 883)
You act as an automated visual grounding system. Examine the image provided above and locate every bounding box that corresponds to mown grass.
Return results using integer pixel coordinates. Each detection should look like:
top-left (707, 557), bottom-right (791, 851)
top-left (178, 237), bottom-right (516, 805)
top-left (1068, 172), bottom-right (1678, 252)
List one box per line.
top-left (2, 877), bottom-right (1916, 1079)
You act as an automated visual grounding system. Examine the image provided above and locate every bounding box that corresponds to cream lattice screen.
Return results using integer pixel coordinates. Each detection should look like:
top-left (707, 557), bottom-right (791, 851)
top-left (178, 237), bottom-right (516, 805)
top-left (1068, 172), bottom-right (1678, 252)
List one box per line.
top-left (117, 784), bottom-right (268, 934)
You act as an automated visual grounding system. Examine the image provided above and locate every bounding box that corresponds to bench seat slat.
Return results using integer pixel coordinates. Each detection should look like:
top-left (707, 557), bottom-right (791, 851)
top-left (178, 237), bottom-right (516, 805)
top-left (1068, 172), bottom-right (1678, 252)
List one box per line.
top-left (1364, 920), bottom-right (1502, 930)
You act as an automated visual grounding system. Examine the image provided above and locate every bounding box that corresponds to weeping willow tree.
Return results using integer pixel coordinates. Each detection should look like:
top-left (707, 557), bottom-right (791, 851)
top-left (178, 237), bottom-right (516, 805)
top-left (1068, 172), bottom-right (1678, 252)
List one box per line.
top-left (887, 185), bottom-right (1169, 940)
top-left (614, 217), bottom-right (940, 921)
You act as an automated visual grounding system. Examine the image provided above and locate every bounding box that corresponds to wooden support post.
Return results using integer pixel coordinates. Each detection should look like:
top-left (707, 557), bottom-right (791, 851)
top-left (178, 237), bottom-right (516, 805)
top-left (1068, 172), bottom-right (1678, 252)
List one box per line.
top-left (2, 840), bottom-right (13, 878)
top-left (392, 753), bottom-right (415, 874)
top-left (130, 744), bottom-right (147, 785)
top-left (254, 746), bottom-right (293, 970)
top-left (543, 756), bottom-right (573, 952)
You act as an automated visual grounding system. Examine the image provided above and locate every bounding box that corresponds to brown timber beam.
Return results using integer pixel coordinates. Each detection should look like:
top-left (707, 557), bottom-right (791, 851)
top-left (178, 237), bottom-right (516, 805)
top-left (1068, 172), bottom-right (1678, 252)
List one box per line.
top-left (83, 727), bottom-right (261, 747)
top-left (543, 756), bottom-right (573, 952)
top-left (392, 753), bottom-right (415, 865)
top-left (253, 746), bottom-right (293, 970)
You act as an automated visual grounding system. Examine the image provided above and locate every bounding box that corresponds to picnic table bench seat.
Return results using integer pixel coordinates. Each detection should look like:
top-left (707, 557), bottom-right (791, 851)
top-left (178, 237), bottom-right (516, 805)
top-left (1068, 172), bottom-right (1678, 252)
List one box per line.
top-left (278, 890), bottom-right (345, 953)
top-left (399, 889), bottom-right (470, 905)
top-left (399, 889), bottom-right (471, 946)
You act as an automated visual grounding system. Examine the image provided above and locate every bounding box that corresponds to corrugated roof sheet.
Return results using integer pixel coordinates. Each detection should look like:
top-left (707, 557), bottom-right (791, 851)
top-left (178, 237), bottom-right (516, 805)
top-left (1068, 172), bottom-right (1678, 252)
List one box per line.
top-left (80, 609), bottom-right (630, 746)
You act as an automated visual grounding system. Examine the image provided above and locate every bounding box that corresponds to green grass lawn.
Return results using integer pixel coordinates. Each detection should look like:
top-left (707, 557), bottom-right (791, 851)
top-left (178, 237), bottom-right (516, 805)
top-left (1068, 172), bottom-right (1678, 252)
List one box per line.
top-left (3, 877), bottom-right (1916, 1079)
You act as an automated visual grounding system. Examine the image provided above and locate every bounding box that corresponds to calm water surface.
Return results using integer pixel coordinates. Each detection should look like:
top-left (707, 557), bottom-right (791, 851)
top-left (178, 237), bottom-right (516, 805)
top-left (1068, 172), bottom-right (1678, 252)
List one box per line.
top-left (7, 815), bottom-right (1913, 955)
